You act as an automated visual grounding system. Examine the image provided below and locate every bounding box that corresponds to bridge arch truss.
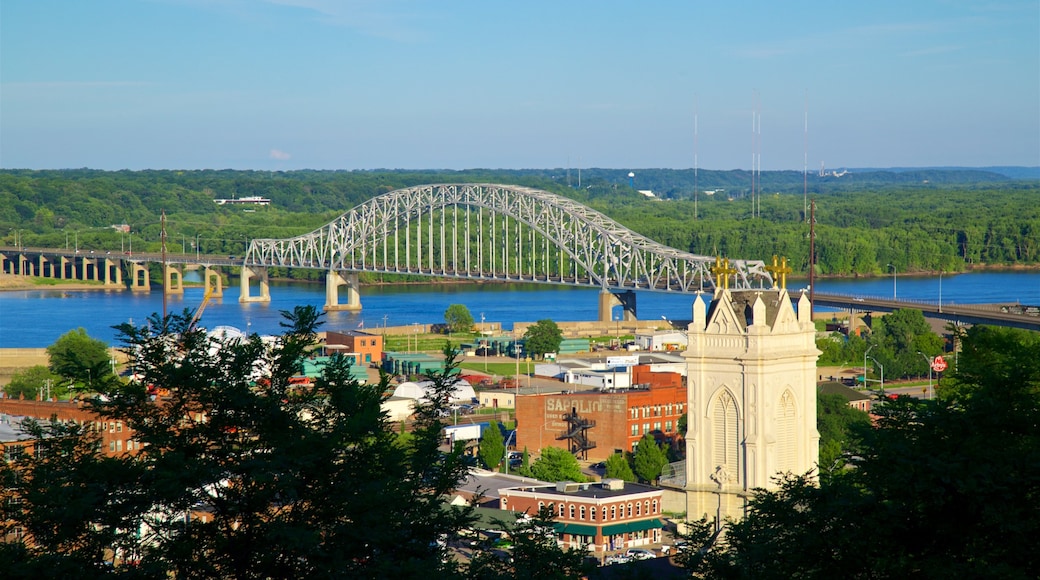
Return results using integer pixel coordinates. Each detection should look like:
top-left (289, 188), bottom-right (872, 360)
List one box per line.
top-left (245, 183), bottom-right (772, 292)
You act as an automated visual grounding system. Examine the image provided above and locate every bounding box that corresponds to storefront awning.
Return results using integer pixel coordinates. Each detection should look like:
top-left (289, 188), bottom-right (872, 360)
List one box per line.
top-left (553, 522), bottom-right (598, 536)
top-left (600, 518), bottom-right (663, 536)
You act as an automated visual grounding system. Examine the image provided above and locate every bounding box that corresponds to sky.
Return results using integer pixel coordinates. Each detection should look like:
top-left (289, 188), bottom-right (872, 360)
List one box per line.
top-left (2, 0), bottom-right (1038, 171)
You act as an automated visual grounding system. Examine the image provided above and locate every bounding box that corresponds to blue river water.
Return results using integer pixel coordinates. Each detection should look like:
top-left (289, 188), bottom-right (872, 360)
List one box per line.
top-left (1, 271), bottom-right (1038, 348)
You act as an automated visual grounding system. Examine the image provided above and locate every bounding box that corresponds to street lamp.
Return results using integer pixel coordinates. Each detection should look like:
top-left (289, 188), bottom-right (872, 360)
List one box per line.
top-left (863, 344), bottom-right (876, 388)
top-left (917, 351), bottom-right (933, 400)
top-left (196, 233), bottom-right (201, 260)
top-left (887, 264), bottom-right (897, 300)
top-left (481, 312), bottom-right (487, 372)
top-left (869, 356), bottom-right (884, 394)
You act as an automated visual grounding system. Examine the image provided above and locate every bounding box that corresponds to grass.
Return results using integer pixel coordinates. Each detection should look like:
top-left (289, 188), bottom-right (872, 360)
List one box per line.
top-left (458, 361), bottom-right (533, 376)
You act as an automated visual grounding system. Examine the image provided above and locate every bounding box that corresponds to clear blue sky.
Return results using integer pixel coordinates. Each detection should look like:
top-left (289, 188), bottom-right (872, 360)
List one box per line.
top-left (2, 1), bottom-right (1038, 171)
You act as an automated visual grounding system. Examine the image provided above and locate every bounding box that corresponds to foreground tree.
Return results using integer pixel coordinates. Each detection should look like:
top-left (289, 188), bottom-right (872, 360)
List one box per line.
top-left (467, 507), bottom-right (592, 580)
top-left (523, 319), bottom-right (563, 359)
top-left (45, 327), bottom-right (114, 390)
top-left (680, 325), bottom-right (1040, 579)
top-left (816, 391), bottom-right (871, 479)
top-left (2, 307), bottom-right (477, 579)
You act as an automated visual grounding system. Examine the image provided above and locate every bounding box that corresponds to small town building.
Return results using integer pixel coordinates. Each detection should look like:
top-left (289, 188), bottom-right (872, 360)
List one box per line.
top-left (818, 381), bottom-right (873, 412)
top-left (634, 330), bottom-right (688, 352)
top-left (499, 479), bottom-right (665, 554)
top-left (515, 369), bottom-right (686, 461)
top-left (390, 379), bottom-right (476, 404)
top-left (324, 330), bottom-right (383, 367)
top-left (0, 399), bottom-right (140, 458)
top-left (381, 352), bottom-right (445, 376)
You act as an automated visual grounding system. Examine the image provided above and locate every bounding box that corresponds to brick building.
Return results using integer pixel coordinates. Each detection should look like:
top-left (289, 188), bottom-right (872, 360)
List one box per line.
top-left (499, 479), bottom-right (664, 554)
top-left (0, 399), bottom-right (140, 457)
top-left (515, 366), bottom-right (686, 461)
top-left (324, 330), bottom-right (383, 367)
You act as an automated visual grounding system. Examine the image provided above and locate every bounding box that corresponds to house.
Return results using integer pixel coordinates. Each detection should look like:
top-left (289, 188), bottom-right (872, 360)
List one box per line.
top-left (324, 330), bottom-right (383, 367)
top-left (818, 381), bottom-right (873, 412)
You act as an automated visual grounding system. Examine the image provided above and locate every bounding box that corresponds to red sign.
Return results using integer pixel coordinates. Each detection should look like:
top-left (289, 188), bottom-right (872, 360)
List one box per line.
top-left (931, 356), bottom-right (948, 373)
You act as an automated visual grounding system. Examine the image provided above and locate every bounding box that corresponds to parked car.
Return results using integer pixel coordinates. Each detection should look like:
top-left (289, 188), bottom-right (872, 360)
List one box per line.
top-left (624, 548), bottom-right (655, 560)
top-left (604, 553), bottom-right (630, 565)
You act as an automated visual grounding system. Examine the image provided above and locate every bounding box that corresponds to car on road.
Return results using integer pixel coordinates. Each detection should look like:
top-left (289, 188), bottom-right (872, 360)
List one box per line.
top-left (624, 548), bottom-right (656, 560)
top-left (604, 553), bottom-right (630, 565)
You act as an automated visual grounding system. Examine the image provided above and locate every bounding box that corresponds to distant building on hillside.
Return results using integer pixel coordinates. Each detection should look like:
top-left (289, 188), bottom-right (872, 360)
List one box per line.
top-left (213, 196), bottom-right (271, 206)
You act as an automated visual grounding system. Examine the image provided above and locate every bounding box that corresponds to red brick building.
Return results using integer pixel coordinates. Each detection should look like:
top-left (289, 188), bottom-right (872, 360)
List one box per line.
top-left (324, 330), bottom-right (383, 366)
top-left (499, 479), bottom-right (664, 554)
top-left (0, 399), bottom-right (140, 457)
top-left (516, 366), bottom-right (686, 461)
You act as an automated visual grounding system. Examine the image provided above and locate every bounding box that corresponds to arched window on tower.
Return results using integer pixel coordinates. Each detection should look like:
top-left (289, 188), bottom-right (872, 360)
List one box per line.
top-left (713, 390), bottom-right (740, 483)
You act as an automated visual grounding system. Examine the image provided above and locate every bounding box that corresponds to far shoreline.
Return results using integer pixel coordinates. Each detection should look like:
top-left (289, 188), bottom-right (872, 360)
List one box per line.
top-left (3, 263), bottom-right (1038, 294)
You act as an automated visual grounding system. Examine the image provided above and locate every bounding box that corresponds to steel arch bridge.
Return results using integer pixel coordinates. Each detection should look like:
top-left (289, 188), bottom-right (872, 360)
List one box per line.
top-left (244, 183), bottom-right (772, 308)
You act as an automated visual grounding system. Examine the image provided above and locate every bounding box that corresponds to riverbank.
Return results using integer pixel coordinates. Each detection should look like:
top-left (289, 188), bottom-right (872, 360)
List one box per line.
top-left (0, 273), bottom-right (110, 292)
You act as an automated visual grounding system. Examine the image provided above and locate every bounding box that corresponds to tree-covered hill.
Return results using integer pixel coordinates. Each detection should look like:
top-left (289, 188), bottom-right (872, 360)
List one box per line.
top-left (1, 168), bottom-right (1037, 276)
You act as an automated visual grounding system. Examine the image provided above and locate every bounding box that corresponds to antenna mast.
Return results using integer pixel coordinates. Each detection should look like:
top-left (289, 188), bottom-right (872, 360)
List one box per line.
top-left (694, 97), bottom-right (699, 220)
top-left (804, 91), bottom-right (808, 221)
top-left (809, 199), bottom-right (816, 314)
top-left (161, 209), bottom-right (168, 320)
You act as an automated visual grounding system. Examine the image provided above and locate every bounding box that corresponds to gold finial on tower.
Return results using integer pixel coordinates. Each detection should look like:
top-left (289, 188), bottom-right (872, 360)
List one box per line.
top-left (764, 255), bottom-right (793, 290)
top-left (711, 256), bottom-right (738, 290)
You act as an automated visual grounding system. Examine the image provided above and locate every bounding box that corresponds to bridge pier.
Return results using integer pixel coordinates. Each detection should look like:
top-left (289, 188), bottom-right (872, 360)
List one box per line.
top-left (129, 263), bottom-right (151, 292)
top-left (239, 266), bottom-right (271, 303)
top-left (102, 258), bottom-right (122, 287)
top-left (598, 289), bottom-right (638, 322)
top-left (324, 270), bottom-right (361, 312)
top-left (204, 267), bottom-right (224, 298)
top-left (163, 265), bottom-right (184, 295)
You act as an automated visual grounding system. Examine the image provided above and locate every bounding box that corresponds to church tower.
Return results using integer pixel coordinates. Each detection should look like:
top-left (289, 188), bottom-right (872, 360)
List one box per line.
top-left (683, 260), bottom-right (820, 525)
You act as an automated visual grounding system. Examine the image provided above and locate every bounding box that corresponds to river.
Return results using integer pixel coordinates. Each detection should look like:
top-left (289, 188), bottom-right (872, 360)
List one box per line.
top-left (1, 271), bottom-right (1038, 348)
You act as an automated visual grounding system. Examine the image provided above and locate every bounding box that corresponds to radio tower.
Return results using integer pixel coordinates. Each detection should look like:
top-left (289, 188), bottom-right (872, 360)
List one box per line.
top-left (694, 96), bottom-right (699, 220)
top-left (804, 91), bottom-right (808, 222)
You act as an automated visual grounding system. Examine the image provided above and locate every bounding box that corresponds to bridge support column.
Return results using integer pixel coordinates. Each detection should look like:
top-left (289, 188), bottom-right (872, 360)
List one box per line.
top-left (37, 255), bottom-right (47, 278)
top-left (18, 254), bottom-right (29, 276)
top-left (239, 266), bottom-right (270, 303)
top-left (57, 256), bottom-right (68, 279)
top-left (324, 270), bottom-right (361, 312)
top-left (598, 290), bottom-right (638, 322)
top-left (204, 267), bottom-right (224, 298)
top-left (129, 263), bottom-right (150, 292)
top-left (104, 258), bottom-right (122, 287)
top-left (164, 265), bottom-right (184, 295)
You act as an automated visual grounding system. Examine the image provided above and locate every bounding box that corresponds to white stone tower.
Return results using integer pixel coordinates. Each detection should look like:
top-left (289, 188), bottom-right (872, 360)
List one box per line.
top-left (683, 269), bottom-right (820, 525)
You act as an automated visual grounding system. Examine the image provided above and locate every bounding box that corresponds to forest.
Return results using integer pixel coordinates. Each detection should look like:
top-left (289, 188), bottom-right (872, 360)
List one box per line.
top-left (1, 168), bottom-right (1038, 279)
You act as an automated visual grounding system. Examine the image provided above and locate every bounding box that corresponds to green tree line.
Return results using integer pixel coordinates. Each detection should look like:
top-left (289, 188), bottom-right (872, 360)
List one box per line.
top-left (2, 169), bottom-right (1038, 278)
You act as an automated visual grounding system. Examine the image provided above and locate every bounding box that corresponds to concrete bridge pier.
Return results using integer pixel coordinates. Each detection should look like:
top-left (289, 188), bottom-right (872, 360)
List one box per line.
top-left (598, 289), bottom-right (638, 322)
top-left (204, 267), bottom-right (223, 297)
top-left (324, 270), bottom-right (361, 312)
top-left (129, 263), bottom-right (151, 292)
top-left (103, 258), bottom-right (123, 287)
top-left (163, 265), bottom-right (184, 295)
top-left (239, 266), bottom-right (271, 303)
